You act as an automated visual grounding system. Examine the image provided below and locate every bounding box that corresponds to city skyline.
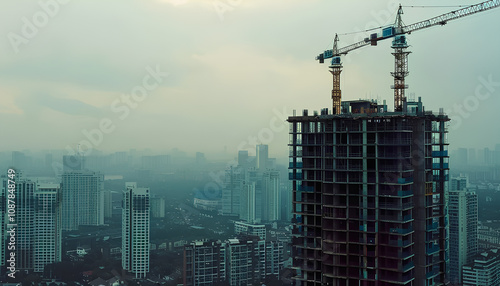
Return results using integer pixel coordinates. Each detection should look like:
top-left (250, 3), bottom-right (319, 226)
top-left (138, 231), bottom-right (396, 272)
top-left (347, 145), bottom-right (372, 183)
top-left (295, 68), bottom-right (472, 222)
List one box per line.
top-left (1, 1), bottom-right (500, 284)
top-left (0, 1), bottom-right (499, 156)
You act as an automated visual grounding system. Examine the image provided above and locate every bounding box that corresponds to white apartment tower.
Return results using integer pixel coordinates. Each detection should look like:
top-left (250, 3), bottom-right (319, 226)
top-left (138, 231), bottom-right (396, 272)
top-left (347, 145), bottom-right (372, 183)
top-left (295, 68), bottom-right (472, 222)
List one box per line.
top-left (263, 170), bottom-right (280, 221)
top-left (449, 176), bottom-right (478, 284)
top-left (61, 170), bottom-right (104, 230)
top-left (462, 248), bottom-right (499, 286)
top-left (240, 181), bottom-right (256, 223)
top-left (34, 184), bottom-right (62, 272)
top-left (1, 177), bottom-right (61, 273)
top-left (122, 182), bottom-right (150, 279)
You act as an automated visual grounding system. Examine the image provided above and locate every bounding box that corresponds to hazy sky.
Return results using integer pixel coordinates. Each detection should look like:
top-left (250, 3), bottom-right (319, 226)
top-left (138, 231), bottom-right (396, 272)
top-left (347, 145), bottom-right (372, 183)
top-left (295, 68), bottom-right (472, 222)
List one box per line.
top-left (1, 0), bottom-right (499, 158)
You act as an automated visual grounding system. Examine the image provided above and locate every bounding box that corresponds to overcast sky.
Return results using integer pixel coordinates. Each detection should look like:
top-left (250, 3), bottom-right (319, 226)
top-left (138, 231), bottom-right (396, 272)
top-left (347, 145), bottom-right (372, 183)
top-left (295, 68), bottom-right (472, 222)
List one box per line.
top-left (1, 0), bottom-right (499, 158)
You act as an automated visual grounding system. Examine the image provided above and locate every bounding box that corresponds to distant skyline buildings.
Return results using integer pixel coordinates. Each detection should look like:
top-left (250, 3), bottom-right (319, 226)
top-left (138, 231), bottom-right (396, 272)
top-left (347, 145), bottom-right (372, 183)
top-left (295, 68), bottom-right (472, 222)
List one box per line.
top-left (0, 146), bottom-right (290, 177)
top-left (451, 144), bottom-right (500, 167)
top-left (62, 154), bottom-right (85, 172)
top-left (221, 145), bottom-right (287, 223)
top-left (151, 197), bottom-right (166, 218)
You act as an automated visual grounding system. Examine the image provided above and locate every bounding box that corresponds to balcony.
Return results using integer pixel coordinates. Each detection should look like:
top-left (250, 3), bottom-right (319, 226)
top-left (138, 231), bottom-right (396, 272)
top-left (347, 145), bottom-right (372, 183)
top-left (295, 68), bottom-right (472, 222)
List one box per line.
top-left (389, 226), bottom-right (414, 235)
top-left (402, 261), bottom-right (415, 272)
top-left (379, 214), bottom-right (413, 223)
top-left (385, 239), bottom-right (413, 247)
top-left (298, 185), bottom-right (314, 192)
top-left (433, 174), bottom-right (449, 181)
top-left (378, 139), bottom-right (412, 145)
top-left (289, 162), bottom-right (303, 168)
top-left (379, 202), bottom-right (413, 210)
top-left (431, 150), bottom-right (448, 157)
top-left (426, 244), bottom-right (440, 255)
top-left (426, 222), bottom-right (438, 232)
top-left (426, 269), bottom-right (439, 279)
top-left (289, 173), bottom-right (303, 180)
top-left (379, 189), bottom-right (413, 197)
top-left (432, 163), bottom-right (449, 169)
top-left (397, 177), bottom-right (414, 184)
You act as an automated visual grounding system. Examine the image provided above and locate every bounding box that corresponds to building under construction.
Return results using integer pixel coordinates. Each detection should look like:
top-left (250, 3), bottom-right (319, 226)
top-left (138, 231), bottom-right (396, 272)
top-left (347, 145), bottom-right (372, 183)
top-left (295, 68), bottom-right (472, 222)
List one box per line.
top-left (289, 1), bottom-right (500, 285)
top-left (288, 98), bottom-right (450, 285)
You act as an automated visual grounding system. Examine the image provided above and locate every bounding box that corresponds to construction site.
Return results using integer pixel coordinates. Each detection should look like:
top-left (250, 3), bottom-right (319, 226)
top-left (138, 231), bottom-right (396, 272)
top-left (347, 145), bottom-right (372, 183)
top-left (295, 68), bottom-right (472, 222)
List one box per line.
top-left (289, 1), bottom-right (499, 285)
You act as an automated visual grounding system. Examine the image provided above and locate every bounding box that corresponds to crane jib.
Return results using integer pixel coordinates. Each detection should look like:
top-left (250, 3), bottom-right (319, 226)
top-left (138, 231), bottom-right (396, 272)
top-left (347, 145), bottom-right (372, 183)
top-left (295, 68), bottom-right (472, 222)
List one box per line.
top-left (317, 0), bottom-right (500, 63)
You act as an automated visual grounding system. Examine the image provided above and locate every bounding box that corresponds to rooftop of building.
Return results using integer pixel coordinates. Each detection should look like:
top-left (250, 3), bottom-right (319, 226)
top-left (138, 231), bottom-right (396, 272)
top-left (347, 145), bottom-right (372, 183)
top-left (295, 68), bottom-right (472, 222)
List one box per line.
top-left (235, 221), bottom-right (266, 228)
top-left (464, 248), bottom-right (499, 266)
top-left (36, 183), bottom-right (61, 189)
top-left (288, 98), bottom-right (449, 121)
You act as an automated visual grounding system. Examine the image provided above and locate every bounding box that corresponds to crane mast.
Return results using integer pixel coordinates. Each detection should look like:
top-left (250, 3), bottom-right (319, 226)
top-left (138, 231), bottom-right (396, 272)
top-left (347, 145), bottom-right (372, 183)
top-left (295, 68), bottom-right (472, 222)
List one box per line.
top-left (316, 0), bottom-right (500, 113)
top-left (391, 5), bottom-right (410, 112)
top-left (330, 34), bottom-right (342, 114)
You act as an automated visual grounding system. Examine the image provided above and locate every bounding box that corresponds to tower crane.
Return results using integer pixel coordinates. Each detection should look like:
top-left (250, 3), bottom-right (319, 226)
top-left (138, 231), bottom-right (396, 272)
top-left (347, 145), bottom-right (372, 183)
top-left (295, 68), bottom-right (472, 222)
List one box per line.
top-left (317, 0), bottom-right (500, 113)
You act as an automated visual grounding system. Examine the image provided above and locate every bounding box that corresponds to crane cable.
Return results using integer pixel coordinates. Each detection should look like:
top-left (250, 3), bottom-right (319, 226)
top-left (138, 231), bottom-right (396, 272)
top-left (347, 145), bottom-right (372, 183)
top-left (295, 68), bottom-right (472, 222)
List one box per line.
top-left (337, 7), bottom-right (399, 36)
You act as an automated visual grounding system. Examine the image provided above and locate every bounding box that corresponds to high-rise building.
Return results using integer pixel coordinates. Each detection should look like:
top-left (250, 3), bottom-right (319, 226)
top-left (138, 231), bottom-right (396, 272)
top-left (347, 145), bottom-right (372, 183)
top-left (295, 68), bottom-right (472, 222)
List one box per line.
top-left (183, 240), bottom-right (227, 286)
top-left (0, 178), bottom-right (4, 269)
top-left (496, 144), bottom-right (500, 166)
top-left (62, 154), bottom-right (85, 172)
top-left (256, 144), bottom-right (269, 171)
top-left (455, 148), bottom-right (468, 168)
top-left (238, 150), bottom-right (250, 168)
top-left (151, 197), bottom-right (166, 218)
top-left (240, 181), bottom-right (257, 223)
top-left (281, 181), bottom-right (294, 222)
top-left (289, 101), bottom-right (449, 285)
top-left (122, 183), bottom-right (150, 279)
top-left (246, 168), bottom-right (263, 222)
top-left (33, 184), bottom-right (62, 272)
top-left (449, 183), bottom-right (478, 284)
top-left (224, 146), bottom-right (283, 222)
top-left (103, 189), bottom-right (113, 219)
top-left (1, 177), bottom-right (62, 273)
top-left (484, 147), bottom-right (494, 166)
top-left (195, 152), bottom-right (206, 164)
top-left (450, 176), bottom-right (467, 191)
top-left (262, 170), bottom-right (281, 221)
top-left (61, 170), bottom-right (104, 230)
top-left (478, 226), bottom-right (500, 249)
top-left (12, 151), bottom-right (29, 171)
top-left (468, 148), bottom-right (477, 165)
top-left (15, 177), bottom-right (37, 271)
top-left (462, 248), bottom-right (499, 286)
top-left (222, 167), bottom-right (244, 216)
top-left (264, 240), bottom-right (285, 279)
top-left (183, 237), bottom-right (284, 286)
top-left (234, 221), bottom-right (266, 240)
top-left (141, 155), bottom-right (170, 171)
